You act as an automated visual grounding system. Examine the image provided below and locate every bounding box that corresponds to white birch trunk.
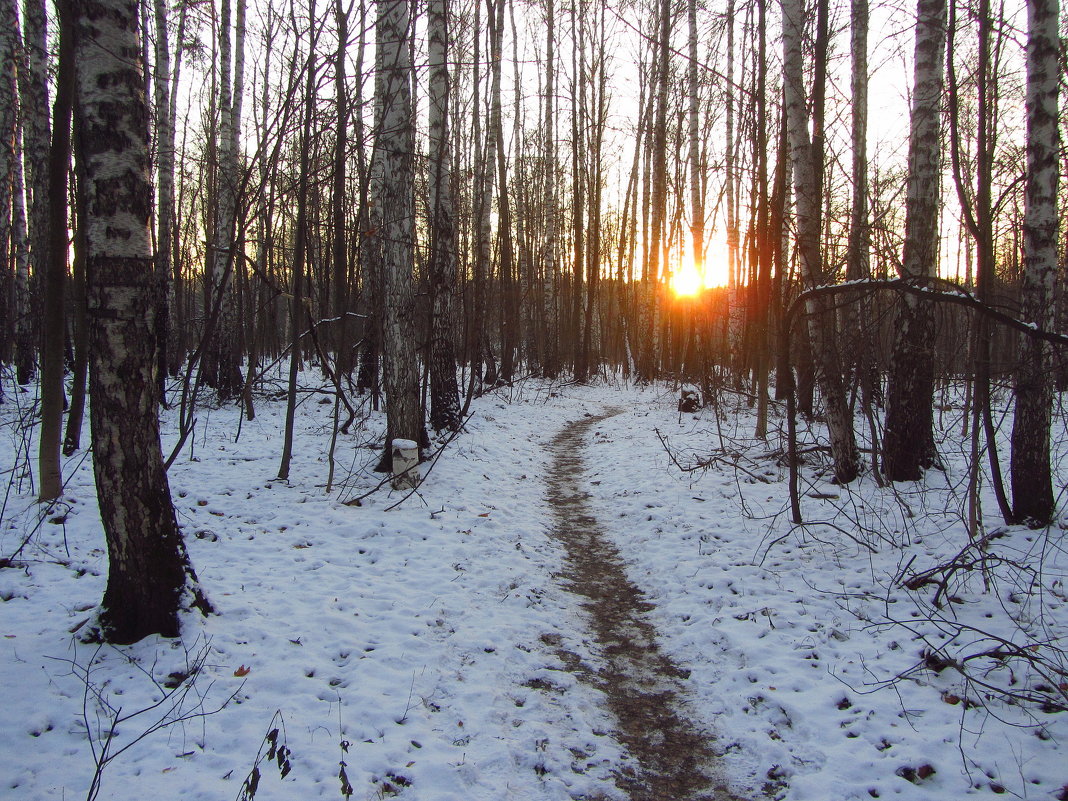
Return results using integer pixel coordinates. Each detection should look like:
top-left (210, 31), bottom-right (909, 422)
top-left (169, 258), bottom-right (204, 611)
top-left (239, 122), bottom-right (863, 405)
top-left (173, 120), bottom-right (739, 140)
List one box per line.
top-left (376, 0), bottom-right (423, 452)
top-left (686, 0), bottom-right (703, 271)
top-left (427, 0), bottom-right (461, 431)
top-left (781, 0), bottom-right (860, 483)
top-left (724, 0), bottom-right (739, 369)
top-left (541, 0), bottom-right (559, 376)
top-left (153, 0), bottom-right (177, 386)
top-left (882, 0), bottom-right (945, 480)
top-left (72, 0), bottom-right (206, 643)
top-left (1010, 0), bottom-right (1060, 524)
top-left (205, 0), bottom-right (245, 398)
top-left (637, 0), bottom-right (670, 381)
top-left (847, 0), bottom-right (870, 285)
top-left (9, 97), bottom-right (30, 383)
top-left (16, 0), bottom-right (48, 384)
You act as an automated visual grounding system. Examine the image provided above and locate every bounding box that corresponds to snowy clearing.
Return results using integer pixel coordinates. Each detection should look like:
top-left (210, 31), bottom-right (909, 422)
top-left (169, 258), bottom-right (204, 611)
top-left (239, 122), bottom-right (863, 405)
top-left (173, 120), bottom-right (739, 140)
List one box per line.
top-left (1, 375), bottom-right (1066, 800)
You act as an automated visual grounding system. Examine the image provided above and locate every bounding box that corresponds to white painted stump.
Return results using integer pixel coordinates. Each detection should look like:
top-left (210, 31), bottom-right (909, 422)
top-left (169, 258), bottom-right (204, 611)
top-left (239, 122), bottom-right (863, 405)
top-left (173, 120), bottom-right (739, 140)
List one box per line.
top-left (391, 438), bottom-right (420, 490)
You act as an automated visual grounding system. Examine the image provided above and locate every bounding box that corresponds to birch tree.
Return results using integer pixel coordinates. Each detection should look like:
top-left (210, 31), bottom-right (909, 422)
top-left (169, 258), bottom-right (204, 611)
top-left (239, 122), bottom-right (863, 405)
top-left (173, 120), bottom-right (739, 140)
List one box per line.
top-left (17, 0), bottom-right (49, 386)
top-left (489, 0), bottom-right (516, 381)
top-left (153, 0), bottom-right (179, 387)
top-left (539, 0), bottom-right (560, 377)
top-left (427, 0), bottom-right (461, 432)
top-left (71, 0), bottom-right (208, 643)
top-left (578, 0), bottom-right (607, 382)
top-left (637, 0), bottom-right (670, 381)
top-left (330, 0), bottom-right (353, 376)
top-left (0, 0), bottom-right (17, 355)
top-left (1010, 0), bottom-right (1059, 524)
top-left (947, 0), bottom-right (1012, 519)
top-left (781, 0), bottom-right (860, 483)
top-left (375, 0), bottom-right (424, 460)
top-left (882, 0), bottom-right (946, 481)
top-left (468, 0), bottom-right (489, 391)
top-left (278, 0), bottom-right (318, 482)
top-left (686, 0), bottom-right (703, 275)
top-left (203, 0), bottom-right (247, 399)
top-left (3, 0), bottom-right (32, 387)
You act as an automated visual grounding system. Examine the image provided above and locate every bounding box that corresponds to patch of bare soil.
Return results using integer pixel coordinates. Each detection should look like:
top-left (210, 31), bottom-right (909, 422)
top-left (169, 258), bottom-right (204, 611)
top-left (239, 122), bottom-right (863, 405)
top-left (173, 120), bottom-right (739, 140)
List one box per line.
top-left (546, 410), bottom-right (743, 801)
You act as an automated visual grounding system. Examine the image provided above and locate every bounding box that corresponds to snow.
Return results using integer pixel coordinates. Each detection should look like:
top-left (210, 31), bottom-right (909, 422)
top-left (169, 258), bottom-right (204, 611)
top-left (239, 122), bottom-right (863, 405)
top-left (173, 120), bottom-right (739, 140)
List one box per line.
top-left (1, 374), bottom-right (1065, 800)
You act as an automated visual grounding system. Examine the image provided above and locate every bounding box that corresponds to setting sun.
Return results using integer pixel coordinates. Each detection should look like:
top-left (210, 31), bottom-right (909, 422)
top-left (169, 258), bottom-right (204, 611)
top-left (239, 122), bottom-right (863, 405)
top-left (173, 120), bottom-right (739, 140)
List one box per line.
top-left (670, 233), bottom-right (731, 296)
top-left (670, 261), bottom-right (705, 296)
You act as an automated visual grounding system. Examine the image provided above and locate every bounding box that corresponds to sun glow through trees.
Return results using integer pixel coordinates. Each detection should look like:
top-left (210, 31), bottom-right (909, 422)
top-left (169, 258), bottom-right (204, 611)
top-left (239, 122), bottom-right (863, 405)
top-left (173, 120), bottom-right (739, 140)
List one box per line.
top-left (669, 232), bottom-right (731, 296)
top-left (668, 250), bottom-right (729, 297)
top-left (670, 261), bottom-right (705, 296)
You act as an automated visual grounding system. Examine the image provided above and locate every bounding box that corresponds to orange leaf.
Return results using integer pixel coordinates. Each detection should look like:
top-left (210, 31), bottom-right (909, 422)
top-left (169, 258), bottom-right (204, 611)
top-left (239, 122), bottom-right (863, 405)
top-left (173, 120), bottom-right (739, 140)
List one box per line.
top-left (234, 665), bottom-right (251, 677)
top-left (478, 513), bottom-right (490, 518)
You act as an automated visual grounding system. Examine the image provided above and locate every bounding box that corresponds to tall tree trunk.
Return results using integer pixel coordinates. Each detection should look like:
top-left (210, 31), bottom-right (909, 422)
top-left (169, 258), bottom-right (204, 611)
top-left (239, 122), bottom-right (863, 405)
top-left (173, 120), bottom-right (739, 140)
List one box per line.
top-left (882, 0), bottom-right (946, 481)
top-left (204, 0), bottom-right (246, 399)
top-left (153, 0), bottom-right (176, 394)
top-left (947, 0), bottom-right (1011, 519)
top-left (753, 0), bottom-right (773, 439)
top-left (331, 0), bottom-right (353, 376)
top-left (571, 0), bottom-right (588, 380)
top-left (37, 0), bottom-right (74, 501)
top-left (724, 0), bottom-right (740, 363)
top-left (686, 0), bottom-right (703, 275)
top-left (846, 0), bottom-right (871, 332)
top-left (540, 0), bottom-right (559, 377)
top-left (781, 0), bottom-right (859, 484)
top-left (9, 80), bottom-right (31, 386)
top-left (0, 0), bottom-right (19, 372)
top-left (468, 0), bottom-right (489, 393)
top-left (845, 0), bottom-right (879, 449)
top-left (166, 1), bottom-right (188, 373)
top-left (489, 0), bottom-right (515, 381)
top-left (17, 0), bottom-right (50, 386)
top-left (358, 6), bottom-right (383, 408)
top-left (63, 156), bottom-right (88, 456)
top-left (376, 0), bottom-right (423, 461)
top-left (278, 1), bottom-right (317, 482)
top-left (1010, 0), bottom-right (1059, 524)
top-left (637, 0), bottom-right (670, 381)
top-left (427, 0), bottom-right (461, 431)
top-left (71, 0), bottom-right (208, 643)
top-left (578, 0), bottom-right (606, 382)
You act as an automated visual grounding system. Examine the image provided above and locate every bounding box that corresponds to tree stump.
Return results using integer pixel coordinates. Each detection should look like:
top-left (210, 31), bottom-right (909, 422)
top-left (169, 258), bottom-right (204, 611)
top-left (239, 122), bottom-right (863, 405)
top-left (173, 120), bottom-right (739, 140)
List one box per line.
top-left (678, 387), bottom-right (701, 414)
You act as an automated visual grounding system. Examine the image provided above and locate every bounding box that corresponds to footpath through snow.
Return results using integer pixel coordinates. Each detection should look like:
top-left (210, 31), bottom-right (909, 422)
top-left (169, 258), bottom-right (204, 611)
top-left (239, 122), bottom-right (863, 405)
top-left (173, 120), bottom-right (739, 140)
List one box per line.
top-left (546, 408), bottom-right (738, 801)
top-left (1, 376), bottom-right (1065, 800)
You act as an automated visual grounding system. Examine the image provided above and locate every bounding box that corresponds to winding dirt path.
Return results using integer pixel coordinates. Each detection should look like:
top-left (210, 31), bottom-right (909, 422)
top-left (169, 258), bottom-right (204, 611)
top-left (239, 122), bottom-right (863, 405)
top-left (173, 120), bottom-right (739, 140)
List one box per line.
top-left (546, 410), bottom-right (740, 801)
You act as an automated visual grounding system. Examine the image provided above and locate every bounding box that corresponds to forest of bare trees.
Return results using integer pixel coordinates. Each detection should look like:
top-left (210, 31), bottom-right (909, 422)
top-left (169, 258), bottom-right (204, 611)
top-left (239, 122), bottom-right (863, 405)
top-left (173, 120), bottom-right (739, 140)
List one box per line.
top-left (0, 0), bottom-right (1064, 640)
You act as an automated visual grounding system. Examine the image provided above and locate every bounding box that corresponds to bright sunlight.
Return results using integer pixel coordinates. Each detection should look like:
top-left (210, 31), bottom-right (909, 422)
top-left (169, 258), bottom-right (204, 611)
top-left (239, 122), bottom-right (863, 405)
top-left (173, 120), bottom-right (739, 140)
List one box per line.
top-left (669, 232), bottom-right (731, 297)
top-left (669, 241), bottom-right (730, 296)
top-left (670, 261), bottom-right (705, 296)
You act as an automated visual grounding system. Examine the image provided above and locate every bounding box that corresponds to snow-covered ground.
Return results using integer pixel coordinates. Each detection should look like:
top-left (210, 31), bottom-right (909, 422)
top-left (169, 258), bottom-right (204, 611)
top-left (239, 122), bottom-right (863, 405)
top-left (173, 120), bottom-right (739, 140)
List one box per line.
top-left (1, 373), bottom-right (1065, 800)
